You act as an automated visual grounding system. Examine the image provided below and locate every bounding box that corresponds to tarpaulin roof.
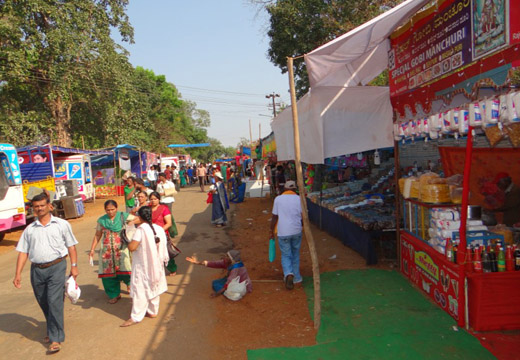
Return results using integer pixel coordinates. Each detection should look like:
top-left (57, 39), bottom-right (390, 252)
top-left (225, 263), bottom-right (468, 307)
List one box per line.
top-left (114, 144), bottom-right (138, 149)
top-left (272, 86), bottom-right (394, 163)
top-left (272, 0), bottom-right (430, 164)
top-left (168, 143), bottom-right (210, 148)
top-left (304, 0), bottom-right (430, 88)
top-left (17, 144), bottom-right (113, 156)
top-left (242, 147), bottom-right (251, 156)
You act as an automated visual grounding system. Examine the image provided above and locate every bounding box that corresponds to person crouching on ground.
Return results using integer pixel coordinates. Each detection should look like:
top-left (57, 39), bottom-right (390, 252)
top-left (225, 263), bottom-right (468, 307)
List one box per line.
top-left (269, 180), bottom-right (303, 290)
top-left (121, 206), bottom-right (169, 327)
top-left (186, 250), bottom-right (252, 298)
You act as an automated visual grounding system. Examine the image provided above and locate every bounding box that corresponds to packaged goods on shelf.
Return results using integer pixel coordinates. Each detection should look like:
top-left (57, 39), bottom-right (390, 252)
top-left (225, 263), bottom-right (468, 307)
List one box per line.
top-left (420, 184), bottom-right (451, 203)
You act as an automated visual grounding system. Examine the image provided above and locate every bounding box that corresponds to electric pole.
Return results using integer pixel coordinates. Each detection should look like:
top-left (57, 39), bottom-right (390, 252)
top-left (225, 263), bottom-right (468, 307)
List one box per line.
top-left (265, 92), bottom-right (280, 118)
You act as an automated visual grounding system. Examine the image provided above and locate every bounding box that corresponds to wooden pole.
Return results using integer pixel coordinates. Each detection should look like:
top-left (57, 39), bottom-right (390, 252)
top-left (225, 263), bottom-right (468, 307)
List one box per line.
top-left (393, 137), bottom-right (401, 271)
top-left (81, 136), bottom-right (85, 150)
top-left (249, 119), bottom-right (253, 150)
top-left (287, 56), bottom-right (321, 330)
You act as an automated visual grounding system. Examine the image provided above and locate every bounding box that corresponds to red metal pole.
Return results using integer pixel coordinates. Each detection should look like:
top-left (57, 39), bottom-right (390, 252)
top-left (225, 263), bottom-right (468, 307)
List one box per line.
top-left (457, 125), bottom-right (473, 327)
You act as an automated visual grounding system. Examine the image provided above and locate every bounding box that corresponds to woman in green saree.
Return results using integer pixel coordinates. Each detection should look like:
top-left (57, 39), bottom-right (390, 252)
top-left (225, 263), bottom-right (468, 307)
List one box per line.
top-left (89, 200), bottom-right (132, 304)
top-left (179, 167), bottom-right (187, 188)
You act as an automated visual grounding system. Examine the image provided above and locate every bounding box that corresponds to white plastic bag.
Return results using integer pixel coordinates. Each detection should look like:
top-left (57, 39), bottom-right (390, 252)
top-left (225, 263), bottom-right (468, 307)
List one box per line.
top-left (65, 276), bottom-right (81, 304)
top-left (223, 276), bottom-right (248, 301)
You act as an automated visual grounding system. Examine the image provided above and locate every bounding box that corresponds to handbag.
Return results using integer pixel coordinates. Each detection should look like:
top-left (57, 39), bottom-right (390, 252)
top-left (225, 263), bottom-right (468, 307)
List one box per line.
top-left (164, 185), bottom-right (177, 197)
top-left (269, 238), bottom-right (276, 262)
top-left (206, 191), bottom-right (213, 204)
top-left (119, 212), bottom-right (130, 244)
top-left (168, 214), bottom-right (178, 238)
top-left (167, 240), bottom-right (181, 259)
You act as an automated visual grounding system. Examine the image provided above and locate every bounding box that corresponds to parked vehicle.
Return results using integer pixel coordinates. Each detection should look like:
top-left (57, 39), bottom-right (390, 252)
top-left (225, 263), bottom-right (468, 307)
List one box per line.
top-left (0, 144), bottom-right (25, 241)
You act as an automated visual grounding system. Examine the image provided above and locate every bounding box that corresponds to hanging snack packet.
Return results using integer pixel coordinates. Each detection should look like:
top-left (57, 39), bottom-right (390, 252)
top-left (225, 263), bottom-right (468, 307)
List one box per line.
top-left (458, 109), bottom-right (468, 135)
top-left (469, 102), bottom-right (483, 127)
top-left (482, 99), bottom-right (503, 146)
top-left (441, 111), bottom-right (452, 134)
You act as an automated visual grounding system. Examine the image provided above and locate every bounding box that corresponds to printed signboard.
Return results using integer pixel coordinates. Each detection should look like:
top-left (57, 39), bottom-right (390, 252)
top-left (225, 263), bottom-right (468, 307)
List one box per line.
top-left (401, 232), bottom-right (462, 322)
top-left (389, 0), bottom-right (519, 118)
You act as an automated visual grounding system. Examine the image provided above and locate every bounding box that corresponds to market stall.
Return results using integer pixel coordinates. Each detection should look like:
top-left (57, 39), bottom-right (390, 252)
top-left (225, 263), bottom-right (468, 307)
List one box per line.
top-left (305, 150), bottom-right (397, 264)
top-left (388, 0), bottom-right (520, 331)
top-left (272, 0), bottom-right (520, 332)
top-left (17, 144), bottom-right (111, 202)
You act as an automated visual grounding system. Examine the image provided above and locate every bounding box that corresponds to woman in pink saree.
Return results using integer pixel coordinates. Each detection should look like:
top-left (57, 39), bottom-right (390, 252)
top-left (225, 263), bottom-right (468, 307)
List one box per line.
top-left (121, 206), bottom-right (169, 327)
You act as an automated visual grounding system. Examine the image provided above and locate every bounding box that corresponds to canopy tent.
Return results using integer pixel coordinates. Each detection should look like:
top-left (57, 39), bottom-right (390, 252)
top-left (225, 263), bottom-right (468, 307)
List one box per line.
top-left (18, 144), bottom-right (113, 156)
top-left (168, 143), bottom-right (210, 148)
top-left (272, 0), bottom-right (430, 164)
top-left (304, 0), bottom-right (429, 88)
top-left (272, 86), bottom-right (394, 163)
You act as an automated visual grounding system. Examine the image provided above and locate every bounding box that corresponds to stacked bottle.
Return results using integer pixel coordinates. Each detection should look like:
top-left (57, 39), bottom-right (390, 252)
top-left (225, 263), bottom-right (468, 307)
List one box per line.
top-left (462, 244), bottom-right (520, 272)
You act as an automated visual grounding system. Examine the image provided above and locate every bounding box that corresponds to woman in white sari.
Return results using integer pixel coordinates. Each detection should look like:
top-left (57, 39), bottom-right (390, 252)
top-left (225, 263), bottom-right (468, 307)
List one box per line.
top-left (121, 206), bottom-right (169, 327)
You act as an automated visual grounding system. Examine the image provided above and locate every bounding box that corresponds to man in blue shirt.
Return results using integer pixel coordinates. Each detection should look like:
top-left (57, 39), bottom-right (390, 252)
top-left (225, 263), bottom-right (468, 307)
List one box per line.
top-left (13, 193), bottom-right (79, 354)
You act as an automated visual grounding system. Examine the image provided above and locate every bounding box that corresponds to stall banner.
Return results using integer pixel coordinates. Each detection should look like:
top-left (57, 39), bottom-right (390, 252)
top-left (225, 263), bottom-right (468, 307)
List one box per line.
top-left (389, 0), bottom-right (519, 118)
top-left (67, 162), bottom-right (82, 179)
top-left (401, 232), bottom-right (462, 323)
top-left (119, 148), bottom-right (131, 171)
top-left (85, 163), bottom-right (91, 183)
top-left (94, 168), bottom-right (115, 185)
top-left (54, 163), bottom-right (67, 179)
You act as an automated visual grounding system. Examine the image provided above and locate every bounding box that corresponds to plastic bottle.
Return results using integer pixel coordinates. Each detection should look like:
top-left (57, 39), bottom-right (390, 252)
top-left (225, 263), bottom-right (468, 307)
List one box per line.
top-left (514, 246), bottom-right (520, 271)
top-left (453, 246), bottom-right (458, 264)
top-left (473, 247), bottom-right (483, 273)
top-left (464, 246), bottom-right (473, 272)
top-left (497, 247), bottom-right (506, 272)
top-left (489, 247), bottom-right (498, 272)
top-left (482, 247), bottom-right (492, 273)
top-left (446, 240), bottom-right (453, 262)
top-left (505, 246), bottom-right (514, 272)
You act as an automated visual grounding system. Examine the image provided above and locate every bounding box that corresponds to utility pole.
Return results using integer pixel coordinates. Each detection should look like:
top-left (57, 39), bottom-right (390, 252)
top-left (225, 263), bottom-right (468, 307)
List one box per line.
top-left (265, 92), bottom-right (280, 118)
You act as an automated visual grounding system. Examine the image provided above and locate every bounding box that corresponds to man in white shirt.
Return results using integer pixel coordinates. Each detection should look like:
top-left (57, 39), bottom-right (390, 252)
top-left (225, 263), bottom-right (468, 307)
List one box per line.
top-left (157, 172), bottom-right (175, 214)
top-left (13, 193), bottom-right (79, 353)
top-left (147, 165), bottom-right (158, 190)
top-left (269, 181), bottom-right (302, 290)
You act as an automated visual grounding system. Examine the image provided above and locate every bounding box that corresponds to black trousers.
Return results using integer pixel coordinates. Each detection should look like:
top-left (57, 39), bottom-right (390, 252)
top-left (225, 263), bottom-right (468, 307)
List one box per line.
top-left (30, 259), bottom-right (67, 343)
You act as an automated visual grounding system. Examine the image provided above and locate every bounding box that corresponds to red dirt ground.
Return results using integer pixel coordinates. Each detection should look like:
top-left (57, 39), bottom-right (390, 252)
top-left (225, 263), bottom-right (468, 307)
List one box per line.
top-left (211, 196), bottom-right (396, 359)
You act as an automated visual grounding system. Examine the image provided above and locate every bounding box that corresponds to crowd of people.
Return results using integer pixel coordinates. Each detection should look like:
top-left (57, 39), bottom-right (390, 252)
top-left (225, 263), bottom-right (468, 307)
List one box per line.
top-left (11, 161), bottom-right (260, 354)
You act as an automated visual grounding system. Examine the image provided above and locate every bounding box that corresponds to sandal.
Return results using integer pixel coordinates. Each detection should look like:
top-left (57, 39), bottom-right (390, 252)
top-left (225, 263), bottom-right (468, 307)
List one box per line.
top-left (108, 295), bottom-right (121, 304)
top-left (43, 336), bottom-right (50, 344)
top-left (145, 313), bottom-right (157, 318)
top-left (120, 319), bottom-right (138, 327)
top-left (48, 342), bottom-right (61, 353)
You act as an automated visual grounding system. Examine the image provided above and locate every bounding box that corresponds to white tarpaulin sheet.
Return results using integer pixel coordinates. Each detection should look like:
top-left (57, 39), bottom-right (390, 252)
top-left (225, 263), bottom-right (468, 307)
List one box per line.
top-left (271, 0), bottom-right (429, 163)
top-left (272, 86), bottom-right (393, 164)
top-left (304, 0), bottom-right (430, 88)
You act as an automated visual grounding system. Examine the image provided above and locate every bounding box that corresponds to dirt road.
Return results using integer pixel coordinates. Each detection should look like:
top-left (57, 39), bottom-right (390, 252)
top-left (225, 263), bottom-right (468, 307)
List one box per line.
top-left (0, 186), bottom-right (233, 359)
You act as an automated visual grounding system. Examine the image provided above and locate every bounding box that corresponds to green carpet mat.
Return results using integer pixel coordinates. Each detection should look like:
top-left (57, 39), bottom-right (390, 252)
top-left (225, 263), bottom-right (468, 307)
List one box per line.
top-left (248, 269), bottom-right (494, 359)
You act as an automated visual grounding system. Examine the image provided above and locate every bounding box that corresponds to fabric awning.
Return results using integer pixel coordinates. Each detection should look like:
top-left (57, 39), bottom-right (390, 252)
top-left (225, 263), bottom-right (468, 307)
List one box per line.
top-left (272, 0), bottom-right (430, 163)
top-left (168, 143), bottom-right (210, 148)
top-left (272, 86), bottom-right (394, 164)
top-left (304, 0), bottom-right (430, 88)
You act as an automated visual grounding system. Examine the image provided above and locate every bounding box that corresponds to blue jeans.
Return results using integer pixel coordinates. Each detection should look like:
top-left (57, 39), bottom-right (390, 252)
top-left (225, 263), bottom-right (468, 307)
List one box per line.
top-left (277, 233), bottom-right (302, 283)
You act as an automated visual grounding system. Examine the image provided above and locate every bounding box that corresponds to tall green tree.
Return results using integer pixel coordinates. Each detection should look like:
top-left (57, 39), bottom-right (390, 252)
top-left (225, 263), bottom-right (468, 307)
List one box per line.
top-left (261, 0), bottom-right (396, 98)
top-left (0, 0), bottom-right (133, 146)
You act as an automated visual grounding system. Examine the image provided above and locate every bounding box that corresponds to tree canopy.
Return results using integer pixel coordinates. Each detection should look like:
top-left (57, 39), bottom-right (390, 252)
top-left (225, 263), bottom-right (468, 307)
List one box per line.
top-left (0, 0), bottom-right (233, 162)
top-left (261, 0), bottom-right (396, 98)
